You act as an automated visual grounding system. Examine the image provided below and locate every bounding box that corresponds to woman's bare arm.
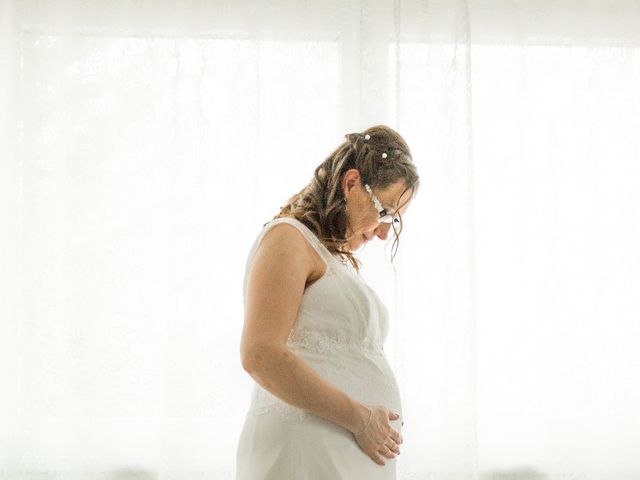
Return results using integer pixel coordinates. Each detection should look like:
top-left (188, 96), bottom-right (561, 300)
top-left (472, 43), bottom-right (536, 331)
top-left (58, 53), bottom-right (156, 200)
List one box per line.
top-left (240, 223), bottom-right (370, 434)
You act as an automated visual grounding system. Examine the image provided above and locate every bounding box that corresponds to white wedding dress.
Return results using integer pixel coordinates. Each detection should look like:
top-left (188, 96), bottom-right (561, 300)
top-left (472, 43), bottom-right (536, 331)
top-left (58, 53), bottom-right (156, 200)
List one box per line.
top-left (236, 217), bottom-right (403, 479)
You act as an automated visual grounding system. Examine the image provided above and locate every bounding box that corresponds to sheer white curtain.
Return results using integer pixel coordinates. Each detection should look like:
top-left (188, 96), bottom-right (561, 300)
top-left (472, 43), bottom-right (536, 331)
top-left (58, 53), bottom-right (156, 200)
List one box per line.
top-left (1, 1), bottom-right (639, 479)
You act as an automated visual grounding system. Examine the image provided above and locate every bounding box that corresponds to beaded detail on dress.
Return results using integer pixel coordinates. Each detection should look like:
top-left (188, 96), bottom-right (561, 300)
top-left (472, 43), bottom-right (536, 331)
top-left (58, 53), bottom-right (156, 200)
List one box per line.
top-left (287, 327), bottom-right (385, 356)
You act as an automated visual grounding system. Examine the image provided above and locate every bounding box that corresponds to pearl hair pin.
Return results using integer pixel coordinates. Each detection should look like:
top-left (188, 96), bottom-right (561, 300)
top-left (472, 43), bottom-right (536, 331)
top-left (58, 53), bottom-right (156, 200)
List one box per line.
top-left (361, 132), bottom-right (389, 159)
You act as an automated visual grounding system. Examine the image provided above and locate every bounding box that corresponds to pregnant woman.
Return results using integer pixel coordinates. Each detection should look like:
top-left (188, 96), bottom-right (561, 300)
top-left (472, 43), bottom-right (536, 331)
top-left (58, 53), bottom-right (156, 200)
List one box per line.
top-left (236, 124), bottom-right (420, 479)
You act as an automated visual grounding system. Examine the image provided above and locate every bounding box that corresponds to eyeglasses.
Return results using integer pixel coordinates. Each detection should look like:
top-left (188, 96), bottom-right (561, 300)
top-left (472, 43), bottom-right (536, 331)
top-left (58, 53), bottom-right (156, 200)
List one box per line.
top-left (364, 183), bottom-right (401, 227)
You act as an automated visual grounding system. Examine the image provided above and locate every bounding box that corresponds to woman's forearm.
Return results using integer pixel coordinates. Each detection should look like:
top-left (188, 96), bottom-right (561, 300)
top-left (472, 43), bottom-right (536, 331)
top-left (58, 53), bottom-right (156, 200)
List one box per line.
top-left (242, 344), bottom-right (369, 433)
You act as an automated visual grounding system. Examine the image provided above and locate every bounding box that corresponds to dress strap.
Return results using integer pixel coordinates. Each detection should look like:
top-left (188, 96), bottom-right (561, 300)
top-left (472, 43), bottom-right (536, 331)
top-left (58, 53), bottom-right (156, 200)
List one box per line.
top-left (243, 217), bottom-right (339, 302)
top-left (263, 217), bottom-right (340, 265)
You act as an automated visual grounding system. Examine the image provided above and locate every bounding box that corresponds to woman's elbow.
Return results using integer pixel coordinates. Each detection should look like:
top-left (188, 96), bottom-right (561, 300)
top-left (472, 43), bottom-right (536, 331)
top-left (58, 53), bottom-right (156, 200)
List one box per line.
top-left (241, 342), bottom-right (286, 374)
top-left (241, 343), bottom-right (270, 373)
top-left (241, 350), bottom-right (259, 373)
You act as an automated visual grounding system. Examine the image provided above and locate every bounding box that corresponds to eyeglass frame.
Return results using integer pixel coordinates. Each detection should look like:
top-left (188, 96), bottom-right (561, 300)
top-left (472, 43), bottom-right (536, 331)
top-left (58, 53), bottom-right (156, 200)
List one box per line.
top-left (364, 183), bottom-right (401, 228)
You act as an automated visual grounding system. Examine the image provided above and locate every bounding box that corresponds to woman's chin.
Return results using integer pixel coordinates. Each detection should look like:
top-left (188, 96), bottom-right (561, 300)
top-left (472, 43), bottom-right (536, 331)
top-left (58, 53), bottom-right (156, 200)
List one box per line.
top-left (346, 234), bottom-right (368, 251)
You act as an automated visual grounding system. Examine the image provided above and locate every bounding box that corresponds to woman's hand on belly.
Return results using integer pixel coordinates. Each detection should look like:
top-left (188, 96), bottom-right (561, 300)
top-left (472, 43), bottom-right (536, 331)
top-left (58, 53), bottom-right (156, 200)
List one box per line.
top-left (350, 404), bottom-right (403, 466)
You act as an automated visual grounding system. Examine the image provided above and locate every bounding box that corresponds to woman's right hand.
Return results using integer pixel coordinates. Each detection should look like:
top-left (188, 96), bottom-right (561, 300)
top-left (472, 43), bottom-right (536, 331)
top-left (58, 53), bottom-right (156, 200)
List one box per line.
top-left (351, 404), bottom-right (403, 466)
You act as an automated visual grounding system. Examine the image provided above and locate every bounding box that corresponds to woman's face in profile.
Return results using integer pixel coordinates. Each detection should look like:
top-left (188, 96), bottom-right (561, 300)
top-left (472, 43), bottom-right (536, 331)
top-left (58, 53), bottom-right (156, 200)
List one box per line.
top-left (342, 170), bottom-right (413, 251)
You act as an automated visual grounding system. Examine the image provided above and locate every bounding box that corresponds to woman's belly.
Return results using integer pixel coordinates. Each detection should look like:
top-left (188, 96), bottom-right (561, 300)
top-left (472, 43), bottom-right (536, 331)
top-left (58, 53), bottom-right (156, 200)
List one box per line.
top-left (245, 347), bottom-right (403, 431)
top-left (296, 348), bottom-right (403, 420)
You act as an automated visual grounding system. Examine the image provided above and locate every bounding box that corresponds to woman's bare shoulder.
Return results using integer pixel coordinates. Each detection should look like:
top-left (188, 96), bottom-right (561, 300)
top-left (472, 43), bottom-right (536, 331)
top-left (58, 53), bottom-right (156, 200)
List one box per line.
top-left (254, 221), bottom-right (319, 279)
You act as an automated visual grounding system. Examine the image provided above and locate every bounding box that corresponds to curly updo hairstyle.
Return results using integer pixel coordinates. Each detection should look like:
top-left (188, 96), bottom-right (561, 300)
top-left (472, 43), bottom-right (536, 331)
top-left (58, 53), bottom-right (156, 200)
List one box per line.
top-left (268, 124), bottom-right (420, 272)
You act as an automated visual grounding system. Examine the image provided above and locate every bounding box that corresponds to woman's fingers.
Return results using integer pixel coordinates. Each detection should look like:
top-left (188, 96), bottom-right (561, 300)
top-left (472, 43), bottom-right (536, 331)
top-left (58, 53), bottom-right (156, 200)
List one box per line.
top-left (387, 439), bottom-right (400, 454)
top-left (380, 444), bottom-right (397, 459)
top-left (390, 429), bottom-right (403, 445)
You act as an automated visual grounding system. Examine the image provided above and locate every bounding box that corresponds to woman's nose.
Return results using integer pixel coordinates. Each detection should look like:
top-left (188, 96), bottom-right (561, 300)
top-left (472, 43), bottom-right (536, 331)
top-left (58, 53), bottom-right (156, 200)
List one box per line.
top-left (374, 222), bottom-right (392, 240)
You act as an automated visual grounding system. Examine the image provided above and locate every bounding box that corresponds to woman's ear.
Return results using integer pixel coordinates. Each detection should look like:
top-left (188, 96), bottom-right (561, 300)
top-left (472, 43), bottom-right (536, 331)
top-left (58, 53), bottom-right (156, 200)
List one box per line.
top-left (344, 169), bottom-right (360, 194)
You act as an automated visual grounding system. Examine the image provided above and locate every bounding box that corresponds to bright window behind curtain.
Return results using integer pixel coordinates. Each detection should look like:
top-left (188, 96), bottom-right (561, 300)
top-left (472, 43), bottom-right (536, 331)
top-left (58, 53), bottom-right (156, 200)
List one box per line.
top-left (1, 1), bottom-right (639, 479)
top-left (15, 31), bottom-right (339, 412)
